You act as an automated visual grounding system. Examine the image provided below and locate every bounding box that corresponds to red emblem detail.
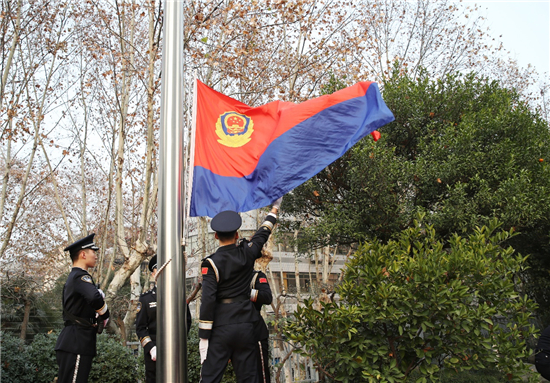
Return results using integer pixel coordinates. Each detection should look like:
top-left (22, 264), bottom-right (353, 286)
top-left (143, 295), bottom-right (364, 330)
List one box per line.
top-left (259, 278), bottom-right (267, 283)
top-left (202, 267), bottom-right (208, 275)
top-left (226, 115), bottom-right (245, 134)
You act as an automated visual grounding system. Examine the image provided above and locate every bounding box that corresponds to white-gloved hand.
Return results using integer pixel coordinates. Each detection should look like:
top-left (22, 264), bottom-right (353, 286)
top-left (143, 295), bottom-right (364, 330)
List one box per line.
top-left (150, 346), bottom-right (157, 362)
top-left (199, 338), bottom-right (209, 364)
top-left (103, 318), bottom-right (109, 328)
top-left (272, 196), bottom-right (283, 210)
top-left (98, 289), bottom-right (105, 299)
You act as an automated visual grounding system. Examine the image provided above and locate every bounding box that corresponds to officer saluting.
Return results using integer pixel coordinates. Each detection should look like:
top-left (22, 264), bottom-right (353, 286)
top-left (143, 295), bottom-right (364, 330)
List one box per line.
top-left (199, 196), bottom-right (282, 383)
top-left (136, 255), bottom-right (192, 383)
top-left (55, 233), bottom-right (109, 383)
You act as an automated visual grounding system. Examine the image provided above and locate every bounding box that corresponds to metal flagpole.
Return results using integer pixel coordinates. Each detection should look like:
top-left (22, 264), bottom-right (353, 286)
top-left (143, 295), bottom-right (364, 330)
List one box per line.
top-left (158, 0), bottom-right (187, 382)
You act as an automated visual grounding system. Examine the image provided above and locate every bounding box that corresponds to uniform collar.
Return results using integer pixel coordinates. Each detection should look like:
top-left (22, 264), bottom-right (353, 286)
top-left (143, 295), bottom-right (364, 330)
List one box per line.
top-left (217, 243), bottom-right (237, 252)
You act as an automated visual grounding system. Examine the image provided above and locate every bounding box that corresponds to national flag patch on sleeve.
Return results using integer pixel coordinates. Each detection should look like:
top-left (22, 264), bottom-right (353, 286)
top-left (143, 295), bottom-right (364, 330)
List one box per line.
top-left (202, 267), bottom-right (208, 275)
top-left (259, 278), bottom-right (267, 283)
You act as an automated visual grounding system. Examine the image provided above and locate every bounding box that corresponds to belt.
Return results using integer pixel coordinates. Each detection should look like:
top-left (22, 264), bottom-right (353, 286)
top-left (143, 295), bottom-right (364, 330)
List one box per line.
top-left (217, 294), bottom-right (249, 304)
top-left (64, 319), bottom-right (96, 328)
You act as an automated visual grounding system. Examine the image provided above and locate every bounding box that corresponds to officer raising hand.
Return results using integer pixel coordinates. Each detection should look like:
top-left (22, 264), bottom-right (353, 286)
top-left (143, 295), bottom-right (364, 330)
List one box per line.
top-left (55, 233), bottom-right (109, 383)
top-left (199, 196), bottom-right (282, 383)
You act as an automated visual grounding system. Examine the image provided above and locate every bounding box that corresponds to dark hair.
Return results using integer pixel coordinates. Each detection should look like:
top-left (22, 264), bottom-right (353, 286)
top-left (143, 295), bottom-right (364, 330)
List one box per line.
top-left (70, 249), bottom-right (84, 263)
top-left (216, 231), bottom-right (236, 242)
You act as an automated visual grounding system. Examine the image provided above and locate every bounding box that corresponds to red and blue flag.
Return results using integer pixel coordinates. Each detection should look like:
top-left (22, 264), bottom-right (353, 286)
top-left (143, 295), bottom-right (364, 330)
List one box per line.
top-left (189, 80), bottom-right (394, 217)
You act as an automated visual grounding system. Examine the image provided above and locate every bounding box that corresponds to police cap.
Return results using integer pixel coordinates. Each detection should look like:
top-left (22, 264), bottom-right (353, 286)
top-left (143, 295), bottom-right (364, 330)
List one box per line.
top-left (64, 233), bottom-right (99, 255)
top-left (149, 255), bottom-right (157, 272)
top-left (211, 210), bottom-right (242, 233)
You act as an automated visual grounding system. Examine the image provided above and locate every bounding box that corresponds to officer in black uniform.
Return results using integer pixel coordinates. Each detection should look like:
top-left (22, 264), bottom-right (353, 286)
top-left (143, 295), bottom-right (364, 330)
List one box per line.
top-left (535, 325), bottom-right (550, 380)
top-left (55, 233), bottom-right (110, 383)
top-left (136, 255), bottom-right (192, 383)
top-left (250, 270), bottom-right (273, 383)
top-left (199, 197), bottom-right (282, 383)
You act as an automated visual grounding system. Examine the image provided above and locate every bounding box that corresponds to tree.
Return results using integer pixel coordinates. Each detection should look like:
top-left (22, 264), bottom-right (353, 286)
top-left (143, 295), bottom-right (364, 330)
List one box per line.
top-left (284, 217), bottom-right (538, 382)
top-left (283, 68), bottom-right (550, 314)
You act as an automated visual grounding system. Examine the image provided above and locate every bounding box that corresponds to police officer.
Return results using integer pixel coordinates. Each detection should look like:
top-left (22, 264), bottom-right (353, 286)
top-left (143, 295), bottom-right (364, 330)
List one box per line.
top-left (250, 270), bottom-right (273, 383)
top-left (535, 325), bottom-right (550, 380)
top-left (136, 255), bottom-right (192, 383)
top-left (199, 197), bottom-right (282, 383)
top-left (55, 233), bottom-right (110, 383)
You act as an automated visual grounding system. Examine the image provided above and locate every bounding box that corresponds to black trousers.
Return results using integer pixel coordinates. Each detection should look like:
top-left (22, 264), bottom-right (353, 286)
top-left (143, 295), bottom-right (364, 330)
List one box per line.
top-left (56, 350), bottom-right (94, 383)
top-left (257, 338), bottom-right (270, 383)
top-left (537, 351), bottom-right (550, 381)
top-left (537, 362), bottom-right (550, 381)
top-left (200, 322), bottom-right (259, 383)
top-left (144, 349), bottom-right (156, 383)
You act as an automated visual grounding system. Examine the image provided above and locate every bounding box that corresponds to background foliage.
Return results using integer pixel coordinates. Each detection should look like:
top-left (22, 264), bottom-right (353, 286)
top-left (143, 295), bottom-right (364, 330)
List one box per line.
top-left (283, 218), bottom-right (538, 382)
top-left (283, 68), bottom-right (550, 323)
top-left (0, 331), bottom-right (144, 383)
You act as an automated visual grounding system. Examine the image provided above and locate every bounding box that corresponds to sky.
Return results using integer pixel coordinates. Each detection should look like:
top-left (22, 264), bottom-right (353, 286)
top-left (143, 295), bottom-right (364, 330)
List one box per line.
top-left (465, 0), bottom-right (550, 76)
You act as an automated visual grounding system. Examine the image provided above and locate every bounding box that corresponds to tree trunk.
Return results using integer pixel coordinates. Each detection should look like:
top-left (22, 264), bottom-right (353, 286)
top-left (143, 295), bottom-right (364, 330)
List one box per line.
top-left (0, 0), bottom-right (22, 106)
top-left (122, 265), bottom-right (142, 340)
top-left (20, 298), bottom-right (31, 340)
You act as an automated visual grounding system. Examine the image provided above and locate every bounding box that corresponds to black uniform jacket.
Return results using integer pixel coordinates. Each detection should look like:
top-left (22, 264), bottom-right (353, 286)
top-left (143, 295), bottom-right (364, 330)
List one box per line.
top-left (55, 267), bottom-right (108, 356)
top-left (136, 286), bottom-right (193, 354)
top-left (251, 270), bottom-right (272, 341)
top-left (537, 325), bottom-right (550, 365)
top-left (198, 213), bottom-right (276, 339)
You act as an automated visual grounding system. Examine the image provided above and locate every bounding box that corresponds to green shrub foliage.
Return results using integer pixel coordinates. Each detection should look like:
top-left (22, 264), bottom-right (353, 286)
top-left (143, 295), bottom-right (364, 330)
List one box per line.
top-left (0, 332), bottom-right (35, 383)
top-left (89, 334), bottom-right (140, 383)
top-left (1, 330), bottom-right (145, 383)
top-left (26, 332), bottom-right (58, 383)
top-left (284, 217), bottom-right (538, 382)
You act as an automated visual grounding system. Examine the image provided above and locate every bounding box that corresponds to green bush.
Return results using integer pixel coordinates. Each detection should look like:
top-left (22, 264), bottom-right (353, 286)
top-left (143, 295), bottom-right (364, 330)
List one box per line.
top-left (187, 322), bottom-right (203, 382)
top-left (1, 330), bottom-right (145, 383)
top-left (26, 332), bottom-right (58, 383)
top-left (439, 368), bottom-right (506, 383)
top-left (89, 334), bottom-right (140, 383)
top-left (284, 217), bottom-right (539, 383)
top-left (0, 331), bottom-right (35, 383)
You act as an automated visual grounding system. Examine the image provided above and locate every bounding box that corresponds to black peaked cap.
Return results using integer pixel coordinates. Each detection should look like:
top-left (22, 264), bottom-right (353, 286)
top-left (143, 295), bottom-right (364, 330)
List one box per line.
top-left (149, 255), bottom-right (158, 272)
top-left (64, 233), bottom-right (99, 254)
top-left (211, 210), bottom-right (242, 233)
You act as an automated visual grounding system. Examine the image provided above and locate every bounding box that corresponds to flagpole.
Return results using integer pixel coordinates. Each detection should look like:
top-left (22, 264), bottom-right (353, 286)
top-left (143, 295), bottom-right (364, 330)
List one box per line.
top-left (158, 0), bottom-right (187, 382)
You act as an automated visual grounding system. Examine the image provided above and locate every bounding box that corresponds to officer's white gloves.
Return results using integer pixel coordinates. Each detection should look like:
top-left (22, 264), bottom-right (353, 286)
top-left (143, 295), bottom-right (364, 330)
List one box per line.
top-left (272, 196), bottom-right (283, 210)
top-left (150, 346), bottom-right (157, 362)
top-left (98, 289), bottom-right (105, 299)
top-left (199, 338), bottom-right (209, 364)
top-left (102, 317), bottom-right (109, 327)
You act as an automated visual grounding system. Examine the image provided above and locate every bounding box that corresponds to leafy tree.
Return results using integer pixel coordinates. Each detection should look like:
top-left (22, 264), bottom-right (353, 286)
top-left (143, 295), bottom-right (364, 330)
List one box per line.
top-left (283, 68), bottom-right (550, 321)
top-left (283, 217), bottom-right (538, 382)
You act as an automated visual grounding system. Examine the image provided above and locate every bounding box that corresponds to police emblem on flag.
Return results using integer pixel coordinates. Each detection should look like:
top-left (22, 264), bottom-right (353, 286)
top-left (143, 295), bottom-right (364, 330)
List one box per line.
top-left (216, 112), bottom-right (254, 148)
